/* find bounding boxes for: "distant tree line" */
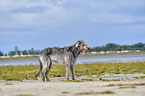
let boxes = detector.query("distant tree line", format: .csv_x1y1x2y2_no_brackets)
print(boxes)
0,43,145,56
87,42,145,52
0,51,3,56
0,46,41,56
8,46,41,56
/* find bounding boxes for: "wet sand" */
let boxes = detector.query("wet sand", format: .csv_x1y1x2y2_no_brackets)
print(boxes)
0,75,145,96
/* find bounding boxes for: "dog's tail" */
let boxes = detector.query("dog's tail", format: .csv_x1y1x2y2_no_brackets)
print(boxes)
35,59,42,79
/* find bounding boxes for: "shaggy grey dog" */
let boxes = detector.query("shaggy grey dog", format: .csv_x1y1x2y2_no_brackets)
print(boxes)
35,40,88,81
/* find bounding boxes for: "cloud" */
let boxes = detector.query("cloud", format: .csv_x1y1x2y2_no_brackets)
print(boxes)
91,13,145,24
0,0,72,31
87,0,145,24
8,6,48,14
0,0,145,32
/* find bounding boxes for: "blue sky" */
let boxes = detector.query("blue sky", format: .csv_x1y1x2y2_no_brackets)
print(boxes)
0,0,145,53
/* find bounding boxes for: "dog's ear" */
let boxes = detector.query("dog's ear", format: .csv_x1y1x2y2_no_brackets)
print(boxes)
75,40,85,48
75,40,81,47
75,42,79,48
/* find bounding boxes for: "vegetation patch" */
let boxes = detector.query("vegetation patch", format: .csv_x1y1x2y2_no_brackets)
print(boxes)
81,78,94,81
4,83,14,85
63,79,93,82
134,83,145,86
62,91,71,94
140,76,145,79
65,80,85,82
15,94,36,96
76,90,114,95
101,79,120,82
133,77,139,79
119,85,136,89
104,83,145,88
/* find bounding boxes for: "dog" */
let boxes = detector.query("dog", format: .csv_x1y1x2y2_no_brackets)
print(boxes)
35,40,88,81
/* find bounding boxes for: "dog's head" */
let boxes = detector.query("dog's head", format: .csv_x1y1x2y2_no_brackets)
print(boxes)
75,40,88,53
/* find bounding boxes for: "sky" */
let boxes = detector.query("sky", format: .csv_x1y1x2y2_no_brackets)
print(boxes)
0,0,145,54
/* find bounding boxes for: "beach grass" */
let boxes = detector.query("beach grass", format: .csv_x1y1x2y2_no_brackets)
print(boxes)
0,62,145,81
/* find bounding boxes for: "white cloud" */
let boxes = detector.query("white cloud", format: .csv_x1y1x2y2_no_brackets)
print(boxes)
0,0,72,31
0,0,145,32
86,0,145,24
91,13,145,24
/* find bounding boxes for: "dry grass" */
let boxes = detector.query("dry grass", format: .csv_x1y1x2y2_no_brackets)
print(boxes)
0,62,145,81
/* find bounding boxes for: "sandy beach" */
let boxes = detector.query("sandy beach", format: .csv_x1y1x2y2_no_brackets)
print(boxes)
0,75,145,96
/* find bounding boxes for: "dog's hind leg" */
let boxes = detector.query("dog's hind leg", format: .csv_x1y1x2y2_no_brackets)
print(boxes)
45,58,52,81
35,59,42,79
39,55,49,82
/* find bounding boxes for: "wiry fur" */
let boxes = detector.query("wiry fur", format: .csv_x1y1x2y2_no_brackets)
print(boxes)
35,40,88,81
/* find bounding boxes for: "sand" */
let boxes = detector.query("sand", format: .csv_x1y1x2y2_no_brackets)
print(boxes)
0,76,145,96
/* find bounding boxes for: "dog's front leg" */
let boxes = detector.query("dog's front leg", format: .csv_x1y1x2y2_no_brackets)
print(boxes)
70,64,75,80
66,65,70,80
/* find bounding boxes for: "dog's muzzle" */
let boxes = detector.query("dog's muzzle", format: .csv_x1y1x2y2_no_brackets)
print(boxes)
80,47,88,53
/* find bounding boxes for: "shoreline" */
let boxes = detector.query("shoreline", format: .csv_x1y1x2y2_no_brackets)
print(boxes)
0,51,145,61
1,53,145,66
